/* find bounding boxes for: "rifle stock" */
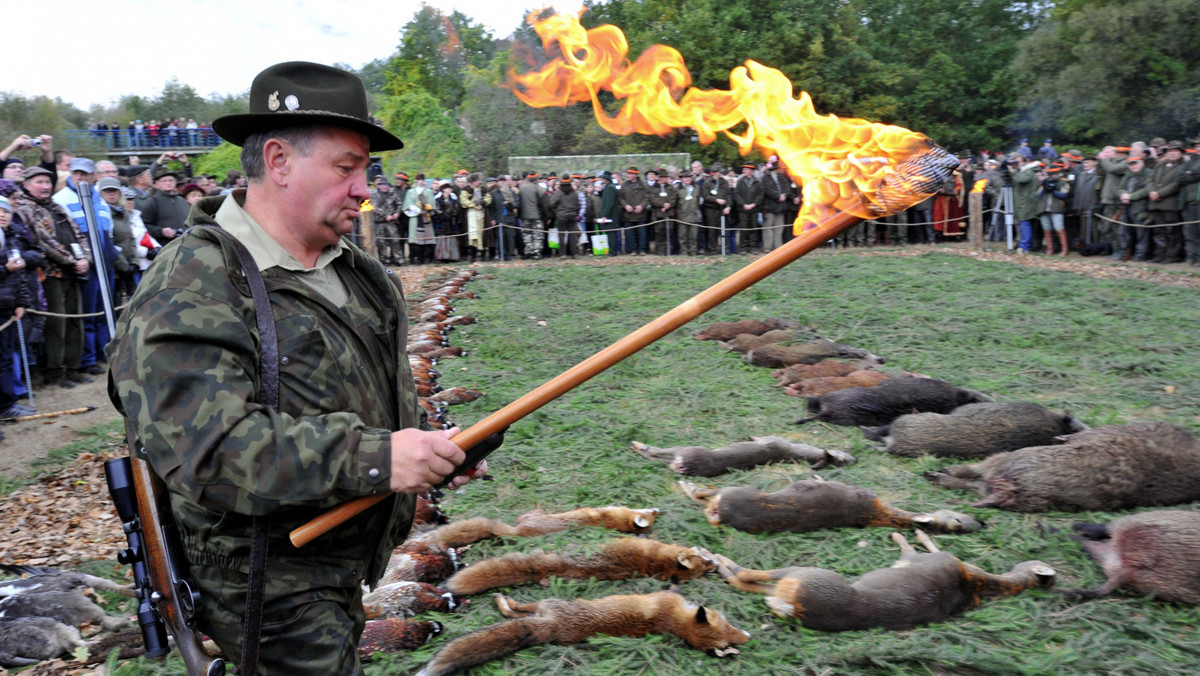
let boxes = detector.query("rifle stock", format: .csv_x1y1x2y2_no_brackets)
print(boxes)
107,423,227,676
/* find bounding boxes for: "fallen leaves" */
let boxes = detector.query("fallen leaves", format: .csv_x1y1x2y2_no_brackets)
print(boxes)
0,449,128,568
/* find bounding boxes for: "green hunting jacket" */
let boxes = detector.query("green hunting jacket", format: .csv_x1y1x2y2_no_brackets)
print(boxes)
107,193,421,591
1012,164,1041,222
1146,158,1184,212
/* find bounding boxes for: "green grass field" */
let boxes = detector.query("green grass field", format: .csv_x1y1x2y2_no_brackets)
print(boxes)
371,251,1199,676
61,250,1200,675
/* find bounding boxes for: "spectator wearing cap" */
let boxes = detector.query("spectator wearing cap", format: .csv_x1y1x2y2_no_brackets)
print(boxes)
619,167,650,255
127,165,153,200
370,175,404,265
1179,138,1200,266
54,157,119,377
594,171,621,256
402,174,437,264
147,151,194,185
645,169,678,255
10,165,92,387
1011,154,1042,254
180,183,207,206
1095,145,1130,256
1015,138,1033,160
1071,153,1101,245
1036,164,1072,256
548,173,581,258
118,186,160,280
0,194,37,422
460,173,492,263
515,171,547,259
1117,155,1152,260
1145,140,1186,263
700,165,731,254
490,174,519,260
98,177,139,302
733,163,763,254
1036,139,1058,161
675,171,703,256
139,167,191,243
761,163,794,252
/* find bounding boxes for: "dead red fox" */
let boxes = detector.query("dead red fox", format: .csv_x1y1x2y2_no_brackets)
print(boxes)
415,590,750,676
680,479,982,534
416,506,659,548
702,530,1055,631
441,537,716,595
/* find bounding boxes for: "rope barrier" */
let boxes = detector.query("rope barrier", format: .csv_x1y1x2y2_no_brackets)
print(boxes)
25,302,129,320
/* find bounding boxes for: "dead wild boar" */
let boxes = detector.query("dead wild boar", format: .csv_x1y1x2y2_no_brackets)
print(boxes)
924,422,1200,512
716,329,823,353
630,436,856,476
692,318,800,341
863,402,1089,459
784,370,891,397
744,340,884,368
1061,510,1200,605
798,377,990,427
680,479,982,534
700,530,1053,631
772,359,866,386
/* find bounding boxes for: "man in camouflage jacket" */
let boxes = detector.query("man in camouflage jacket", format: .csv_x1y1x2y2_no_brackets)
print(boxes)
369,176,403,265
106,62,487,675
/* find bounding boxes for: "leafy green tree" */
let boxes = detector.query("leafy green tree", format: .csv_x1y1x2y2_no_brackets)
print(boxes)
391,5,496,110
1010,0,1200,144
374,87,467,177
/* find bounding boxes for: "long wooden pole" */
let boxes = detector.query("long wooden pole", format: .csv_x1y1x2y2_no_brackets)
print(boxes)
290,208,862,547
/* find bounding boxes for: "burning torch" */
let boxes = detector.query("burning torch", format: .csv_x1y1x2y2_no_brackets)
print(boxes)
291,10,957,547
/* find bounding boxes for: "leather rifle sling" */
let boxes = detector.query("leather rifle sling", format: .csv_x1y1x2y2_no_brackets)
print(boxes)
200,226,278,676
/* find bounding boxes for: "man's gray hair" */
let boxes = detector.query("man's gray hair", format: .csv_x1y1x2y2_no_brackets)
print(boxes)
240,126,324,180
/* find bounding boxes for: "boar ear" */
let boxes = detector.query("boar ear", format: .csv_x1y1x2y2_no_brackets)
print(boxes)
695,606,710,624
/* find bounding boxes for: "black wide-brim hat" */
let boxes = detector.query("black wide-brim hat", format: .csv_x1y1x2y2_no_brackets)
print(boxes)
212,61,403,151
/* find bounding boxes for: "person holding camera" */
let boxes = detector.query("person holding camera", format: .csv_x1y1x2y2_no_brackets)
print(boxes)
1010,154,1042,254
1,134,56,177
9,166,92,388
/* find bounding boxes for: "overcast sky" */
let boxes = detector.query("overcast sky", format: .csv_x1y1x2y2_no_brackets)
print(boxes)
9,0,584,112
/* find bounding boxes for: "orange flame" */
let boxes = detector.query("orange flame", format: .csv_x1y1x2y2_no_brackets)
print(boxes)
509,10,933,231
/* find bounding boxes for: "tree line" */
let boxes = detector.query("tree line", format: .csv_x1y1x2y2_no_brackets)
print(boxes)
4,0,1196,178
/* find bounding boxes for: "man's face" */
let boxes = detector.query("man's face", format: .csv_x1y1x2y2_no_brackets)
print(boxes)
285,127,371,248
0,209,10,228
376,182,390,192
101,188,122,206
95,162,119,179
2,163,24,180
57,153,74,171
742,166,753,177
646,172,657,183
1165,149,1183,162
24,175,53,199
155,176,177,192
691,161,703,175
1083,159,1097,172
71,170,92,188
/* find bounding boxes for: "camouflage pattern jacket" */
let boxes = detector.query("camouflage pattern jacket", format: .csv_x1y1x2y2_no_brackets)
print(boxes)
107,195,423,590
369,188,400,226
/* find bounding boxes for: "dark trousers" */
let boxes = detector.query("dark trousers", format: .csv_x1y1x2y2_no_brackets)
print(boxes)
1148,211,1182,261
42,276,83,380
702,209,724,252
80,272,111,368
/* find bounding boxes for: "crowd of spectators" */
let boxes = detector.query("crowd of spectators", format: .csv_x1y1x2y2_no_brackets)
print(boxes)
86,118,221,149
360,135,1197,267
0,134,247,436
1,129,1196,435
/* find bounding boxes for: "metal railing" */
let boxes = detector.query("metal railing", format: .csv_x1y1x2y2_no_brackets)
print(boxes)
57,128,223,152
